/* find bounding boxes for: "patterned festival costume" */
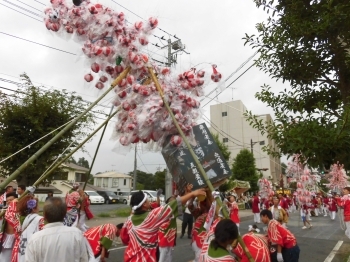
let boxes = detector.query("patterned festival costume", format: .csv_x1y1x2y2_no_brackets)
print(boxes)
336,194,350,238
192,213,208,261
158,215,177,262
84,223,117,260
233,232,270,262
120,198,182,262
64,190,81,227
266,219,299,261
199,241,236,262
228,202,240,226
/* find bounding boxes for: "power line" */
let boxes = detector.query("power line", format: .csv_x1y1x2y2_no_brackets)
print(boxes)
4,0,41,17
137,152,150,173
0,32,77,56
0,3,42,22
16,0,42,12
33,0,45,6
202,63,256,108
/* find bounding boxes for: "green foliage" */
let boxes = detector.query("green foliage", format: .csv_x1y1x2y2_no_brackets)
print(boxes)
211,133,231,162
115,206,132,217
77,157,90,169
281,163,287,175
154,169,166,192
244,1,350,169
231,149,259,192
0,74,95,185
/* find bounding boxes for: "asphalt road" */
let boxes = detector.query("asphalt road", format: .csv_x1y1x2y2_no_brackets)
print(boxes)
107,211,350,262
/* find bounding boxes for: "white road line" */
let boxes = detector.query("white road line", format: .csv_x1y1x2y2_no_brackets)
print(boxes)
324,240,343,262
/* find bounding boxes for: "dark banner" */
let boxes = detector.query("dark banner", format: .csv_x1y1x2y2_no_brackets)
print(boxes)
162,123,232,195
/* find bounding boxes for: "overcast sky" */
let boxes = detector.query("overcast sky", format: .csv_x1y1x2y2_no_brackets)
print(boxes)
0,0,289,176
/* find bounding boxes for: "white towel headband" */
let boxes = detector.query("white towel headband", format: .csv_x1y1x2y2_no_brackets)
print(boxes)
132,193,148,211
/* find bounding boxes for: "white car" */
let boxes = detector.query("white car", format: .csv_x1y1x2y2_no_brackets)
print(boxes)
85,191,104,204
128,190,165,205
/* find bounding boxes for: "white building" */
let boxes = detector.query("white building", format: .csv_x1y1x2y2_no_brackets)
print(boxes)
93,171,133,192
209,100,281,183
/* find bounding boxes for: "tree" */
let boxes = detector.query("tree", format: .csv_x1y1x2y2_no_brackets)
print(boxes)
77,157,90,169
231,149,259,192
211,133,231,162
128,170,155,190
244,1,350,169
0,74,95,185
154,169,166,193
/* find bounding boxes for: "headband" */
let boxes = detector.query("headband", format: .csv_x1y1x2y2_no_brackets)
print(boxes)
132,193,147,211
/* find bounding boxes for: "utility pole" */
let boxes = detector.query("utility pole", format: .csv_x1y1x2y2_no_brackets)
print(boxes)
133,145,137,190
250,139,253,154
161,36,189,67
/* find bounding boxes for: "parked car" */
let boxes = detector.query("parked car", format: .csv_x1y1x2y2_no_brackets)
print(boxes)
84,191,105,205
115,191,132,205
96,190,119,204
128,190,165,205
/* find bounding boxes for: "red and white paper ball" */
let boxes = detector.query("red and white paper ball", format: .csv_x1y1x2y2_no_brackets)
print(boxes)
91,62,100,73
170,135,182,147
84,74,93,82
95,82,104,89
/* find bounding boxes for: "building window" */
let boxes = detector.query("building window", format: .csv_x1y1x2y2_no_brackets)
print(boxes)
222,112,227,117
96,178,101,187
223,138,228,143
124,179,126,186
112,178,118,188
52,172,68,180
102,178,108,188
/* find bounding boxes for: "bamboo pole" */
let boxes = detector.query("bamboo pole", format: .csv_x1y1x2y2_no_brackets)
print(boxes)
82,105,114,191
0,67,130,191
148,67,255,262
0,109,119,218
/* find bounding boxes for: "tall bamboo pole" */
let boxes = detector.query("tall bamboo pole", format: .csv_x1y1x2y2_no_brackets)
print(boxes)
0,109,119,218
0,67,130,191
82,105,114,191
148,67,255,262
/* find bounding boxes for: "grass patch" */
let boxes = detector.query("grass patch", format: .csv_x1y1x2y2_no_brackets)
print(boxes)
115,207,131,217
97,212,111,218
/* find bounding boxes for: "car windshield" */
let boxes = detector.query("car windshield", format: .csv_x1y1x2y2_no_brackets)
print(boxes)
86,191,99,196
106,191,117,197
148,191,157,197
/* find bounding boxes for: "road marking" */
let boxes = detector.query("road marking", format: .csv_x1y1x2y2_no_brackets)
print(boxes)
324,240,343,262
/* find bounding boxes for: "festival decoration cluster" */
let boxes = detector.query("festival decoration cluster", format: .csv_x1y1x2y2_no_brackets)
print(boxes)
286,154,318,204
257,178,274,199
328,162,348,191
44,0,222,148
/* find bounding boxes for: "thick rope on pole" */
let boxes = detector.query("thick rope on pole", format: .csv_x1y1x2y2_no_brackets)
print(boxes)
0,67,130,191
148,67,255,262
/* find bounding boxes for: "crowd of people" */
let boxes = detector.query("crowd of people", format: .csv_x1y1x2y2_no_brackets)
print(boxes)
0,181,349,262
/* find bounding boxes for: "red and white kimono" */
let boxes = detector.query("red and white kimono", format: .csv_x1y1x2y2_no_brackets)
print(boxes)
192,212,208,261
199,241,236,262
0,201,20,262
233,232,270,262
0,193,6,205
84,223,117,260
120,199,181,262
328,197,337,220
336,194,350,238
228,202,240,226
267,219,297,249
64,190,81,227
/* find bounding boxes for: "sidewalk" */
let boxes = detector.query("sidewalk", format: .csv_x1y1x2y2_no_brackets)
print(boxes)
86,208,254,229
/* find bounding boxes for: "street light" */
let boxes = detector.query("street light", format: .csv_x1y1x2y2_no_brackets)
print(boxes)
250,139,265,154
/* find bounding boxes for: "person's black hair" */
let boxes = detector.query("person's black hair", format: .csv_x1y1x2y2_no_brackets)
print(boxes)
130,191,147,214
260,209,273,219
18,185,26,191
116,223,124,230
5,186,13,192
44,197,67,223
252,224,258,229
6,192,18,199
166,196,175,204
211,219,238,250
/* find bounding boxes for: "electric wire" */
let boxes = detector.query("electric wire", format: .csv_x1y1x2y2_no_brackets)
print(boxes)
0,3,42,22
16,0,42,12
4,0,41,17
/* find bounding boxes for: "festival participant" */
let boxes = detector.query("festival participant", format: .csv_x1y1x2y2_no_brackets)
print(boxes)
260,210,300,262
335,186,350,239
0,192,18,262
199,219,238,262
77,189,89,232
252,192,260,224
158,196,177,262
328,194,338,220
84,223,123,262
311,196,319,217
323,194,329,217
232,225,271,262
278,194,289,214
17,196,45,262
25,197,88,262
264,196,273,210
16,185,26,198
269,197,288,228
300,203,312,229
0,186,14,206
228,195,240,229
64,182,85,228
120,188,206,262
83,192,94,222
